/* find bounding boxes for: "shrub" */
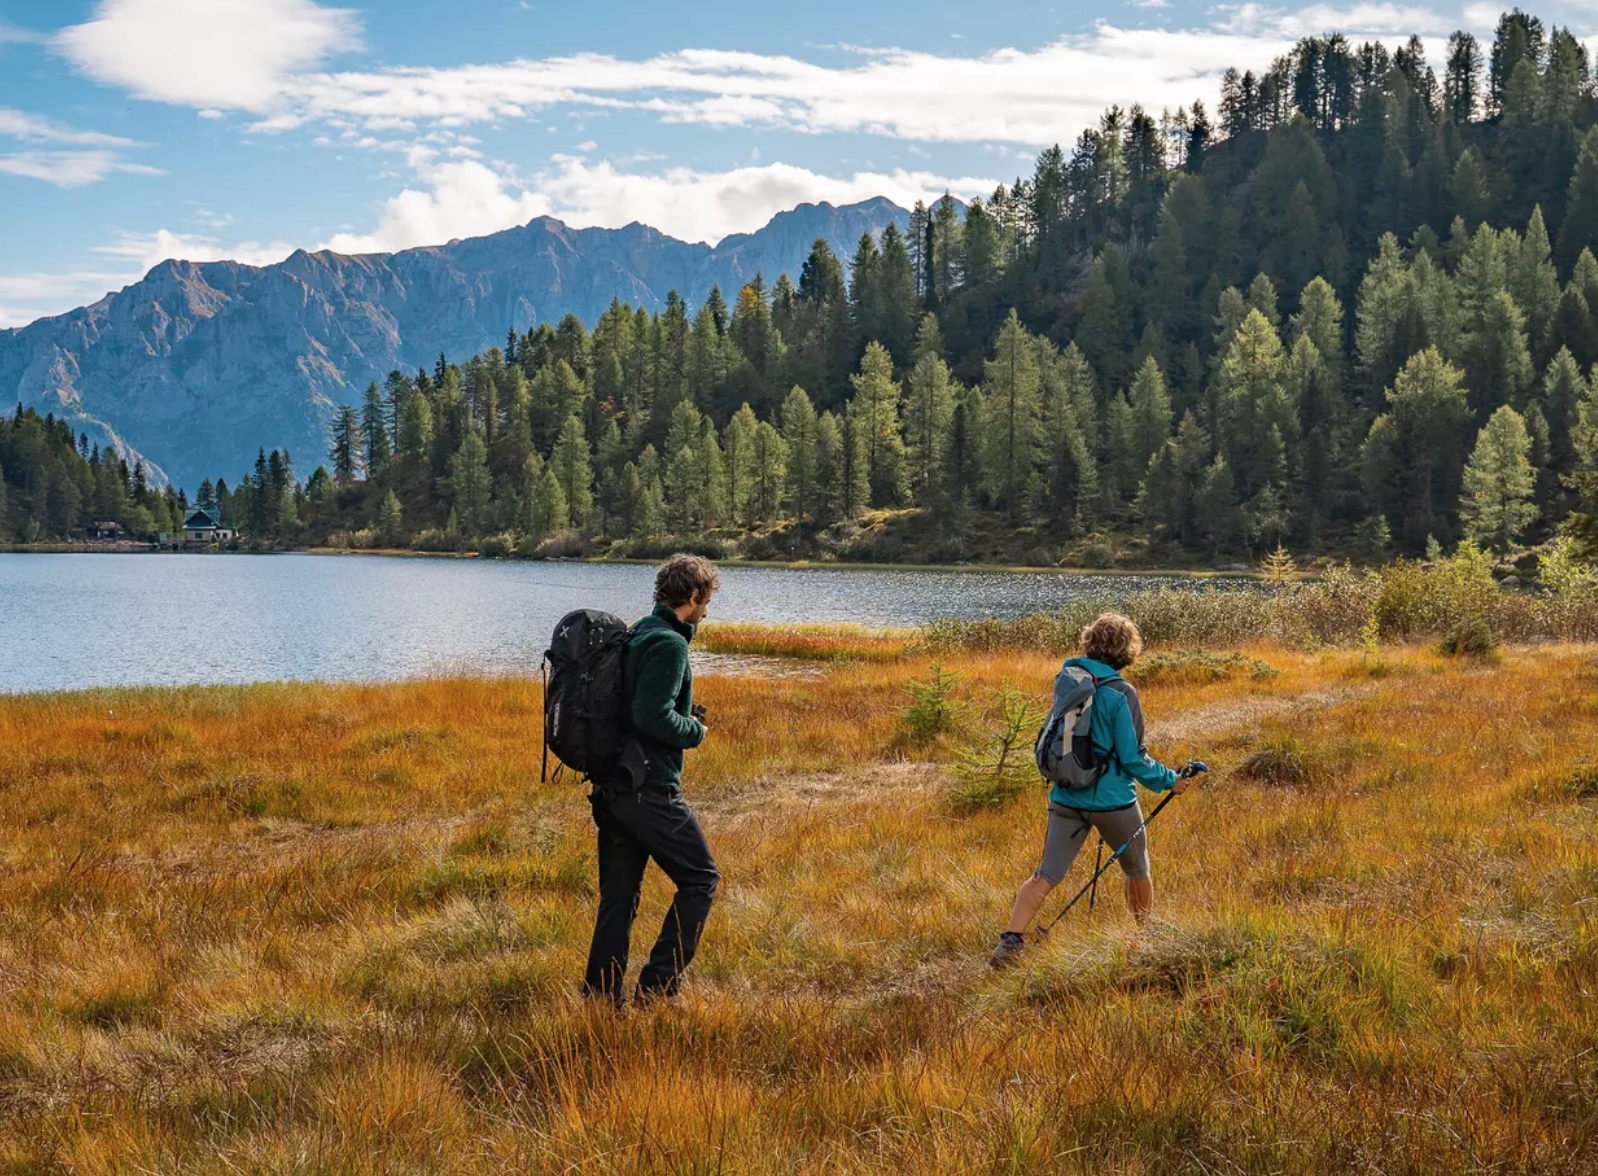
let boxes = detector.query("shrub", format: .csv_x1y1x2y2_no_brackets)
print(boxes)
1127,651,1279,686
477,532,515,559
1439,618,1499,662
898,663,964,745
616,534,732,561
952,682,1043,810
1561,760,1598,799
1241,736,1315,785
411,528,461,553
532,530,591,560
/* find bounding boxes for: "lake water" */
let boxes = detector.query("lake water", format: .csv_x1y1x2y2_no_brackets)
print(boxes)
1,554,1226,693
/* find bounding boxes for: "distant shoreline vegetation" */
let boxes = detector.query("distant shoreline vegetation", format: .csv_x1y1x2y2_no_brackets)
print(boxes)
6,14,1598,576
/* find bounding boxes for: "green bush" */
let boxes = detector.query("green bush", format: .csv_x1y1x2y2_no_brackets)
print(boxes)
1563,761,1598,799
1127,651,1280,686
1241,736,1316,785
952,682,1043,811
1439,618,1499,662
923,549,1580,656
477,532,515,559
897,663,964,746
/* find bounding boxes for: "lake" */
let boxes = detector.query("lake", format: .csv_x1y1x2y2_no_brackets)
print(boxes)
1,554,1228,693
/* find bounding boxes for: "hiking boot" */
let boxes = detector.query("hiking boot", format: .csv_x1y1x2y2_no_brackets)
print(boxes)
633,985,682,1011
990,931,1027,968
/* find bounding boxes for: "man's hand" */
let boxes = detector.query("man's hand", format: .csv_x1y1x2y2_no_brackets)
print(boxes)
691,703,708,732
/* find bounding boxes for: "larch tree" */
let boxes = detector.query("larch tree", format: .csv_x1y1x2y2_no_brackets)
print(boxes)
849,341,908,508
781,386,820,525
549,415,593,530
980,310,1042,518
903,320,956,508
1460,405,1539,551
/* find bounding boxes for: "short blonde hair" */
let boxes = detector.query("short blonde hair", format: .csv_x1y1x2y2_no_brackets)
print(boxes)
1080,612,1143,670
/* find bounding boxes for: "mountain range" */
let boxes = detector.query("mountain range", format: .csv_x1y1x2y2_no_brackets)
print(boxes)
0,198,911,489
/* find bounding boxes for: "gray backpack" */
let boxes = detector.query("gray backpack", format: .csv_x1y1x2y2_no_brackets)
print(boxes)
1033,664,1140,789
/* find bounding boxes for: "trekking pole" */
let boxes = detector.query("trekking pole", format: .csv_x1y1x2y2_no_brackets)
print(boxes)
1087,837,1104,913
1035,762,1207,939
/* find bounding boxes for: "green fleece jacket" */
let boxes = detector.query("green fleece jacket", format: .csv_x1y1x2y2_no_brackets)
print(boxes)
625,604,706,790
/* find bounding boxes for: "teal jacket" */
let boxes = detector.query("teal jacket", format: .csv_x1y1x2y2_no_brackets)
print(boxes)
625,604,706,791
1048,657,1178,811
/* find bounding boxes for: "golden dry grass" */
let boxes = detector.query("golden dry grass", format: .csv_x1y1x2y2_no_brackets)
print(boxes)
2,642,1598,1172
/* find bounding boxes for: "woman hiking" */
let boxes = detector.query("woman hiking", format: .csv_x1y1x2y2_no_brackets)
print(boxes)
991,612,1197,968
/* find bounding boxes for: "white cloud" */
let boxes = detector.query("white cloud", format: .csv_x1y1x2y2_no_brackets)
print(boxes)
0,270,139,328
320,159,551,253
0,107,159,186
0,107,139,147
1219,3,1454,38
319,156,999,254
92,228,298,270
1132,0,1170,9
0,150,163,186
53,6,1477,148
57,0,361,110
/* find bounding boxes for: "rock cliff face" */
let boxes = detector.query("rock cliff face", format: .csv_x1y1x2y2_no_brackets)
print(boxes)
0,198,908,488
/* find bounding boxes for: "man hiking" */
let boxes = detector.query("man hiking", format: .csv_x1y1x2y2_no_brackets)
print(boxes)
582,554,721,1007
991,612,1197,967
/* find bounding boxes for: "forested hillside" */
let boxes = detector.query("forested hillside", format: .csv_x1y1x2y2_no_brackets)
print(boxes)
7,8,1598,567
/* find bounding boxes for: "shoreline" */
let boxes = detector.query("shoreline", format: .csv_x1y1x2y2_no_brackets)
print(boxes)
0,543,1260,579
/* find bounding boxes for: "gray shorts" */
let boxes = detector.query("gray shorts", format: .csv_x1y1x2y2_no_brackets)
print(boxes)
1035,800,1151,884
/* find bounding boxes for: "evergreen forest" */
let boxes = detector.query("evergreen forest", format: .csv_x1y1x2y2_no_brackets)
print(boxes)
9,8,1598,568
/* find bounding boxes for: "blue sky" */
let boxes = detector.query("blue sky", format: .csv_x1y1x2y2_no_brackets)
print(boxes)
1,0,1592,328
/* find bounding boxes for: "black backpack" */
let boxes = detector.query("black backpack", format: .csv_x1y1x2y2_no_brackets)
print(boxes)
542,609,633,782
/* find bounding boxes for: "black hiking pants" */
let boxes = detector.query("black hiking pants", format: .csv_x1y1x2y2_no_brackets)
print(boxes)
582,782,719,1004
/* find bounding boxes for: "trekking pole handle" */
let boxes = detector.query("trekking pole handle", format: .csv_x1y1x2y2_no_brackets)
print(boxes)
1178,760,1208,779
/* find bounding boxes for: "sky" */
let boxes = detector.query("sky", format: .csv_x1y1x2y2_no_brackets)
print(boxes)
1,0,1595,329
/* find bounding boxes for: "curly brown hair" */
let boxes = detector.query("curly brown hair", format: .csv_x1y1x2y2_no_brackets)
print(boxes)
654,554,721,609
1080,612,1143,670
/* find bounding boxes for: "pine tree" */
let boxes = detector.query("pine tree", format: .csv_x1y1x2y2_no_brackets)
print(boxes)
781,386,819,525
1076,247,1134,391
329,405,361,488
1512,207,1561,359
1362,348,1475,551
1260,543,1297,581
814,410,846,526
1464,290,1534,415
361,382,391,477
446,431,492,535
1541,347,1590,482
904,320,955,508
1127,357,1174,473
724,404,758,526
749,420,788,523
1561,127,1598,268
1460,405,1538,551
1040,343,1099,528
1216,309,1296,502
549,415,593,530
1102,392,1138,514
980,310,1042,518
850,341,908,508
375,490,404,546
696,418,728,530
529,466,568,542
1451,149,1491,229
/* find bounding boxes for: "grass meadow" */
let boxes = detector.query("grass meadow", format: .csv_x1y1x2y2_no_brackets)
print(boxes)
3,627,1598,1173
